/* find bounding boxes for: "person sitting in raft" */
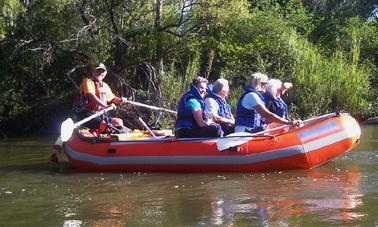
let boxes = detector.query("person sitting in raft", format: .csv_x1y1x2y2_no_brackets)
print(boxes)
263,79,293,120
175,76,224,138
235,72,300,133
75,63,130,133
204,78,235,136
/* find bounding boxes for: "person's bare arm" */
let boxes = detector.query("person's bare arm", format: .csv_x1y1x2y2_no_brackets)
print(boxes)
192,110,209,127
213,115,235,125
280,82,293,96
86,93,108,109
255,104,289,124
255,104,301,126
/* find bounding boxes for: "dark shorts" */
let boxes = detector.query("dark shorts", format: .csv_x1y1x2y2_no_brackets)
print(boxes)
175,124,223,138
245,127,264,133
220,123,234,136
76,110,111,129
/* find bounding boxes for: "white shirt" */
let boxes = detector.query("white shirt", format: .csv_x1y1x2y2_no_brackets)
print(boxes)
204,97,219,119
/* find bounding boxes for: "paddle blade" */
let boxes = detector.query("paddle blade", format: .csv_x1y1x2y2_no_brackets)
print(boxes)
54,137,63,146
217,132,253,151
61,118,75,142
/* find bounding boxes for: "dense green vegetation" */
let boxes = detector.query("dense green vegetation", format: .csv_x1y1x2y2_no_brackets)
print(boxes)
1,0,377,136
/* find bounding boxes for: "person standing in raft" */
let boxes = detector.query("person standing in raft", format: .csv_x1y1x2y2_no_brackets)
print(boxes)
263,79,293,120
235,72,300,133
74,63,129,133
175,76,223,138
205,78,235,136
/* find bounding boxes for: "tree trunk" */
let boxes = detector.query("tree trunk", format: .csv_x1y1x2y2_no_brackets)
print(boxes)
155,0,164,79
200,49,215,78
154,0,164,104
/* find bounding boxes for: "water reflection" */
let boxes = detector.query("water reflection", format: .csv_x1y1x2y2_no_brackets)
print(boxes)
303,166,363,221
63,164,364,226
205,166,363,226
1,132,375,226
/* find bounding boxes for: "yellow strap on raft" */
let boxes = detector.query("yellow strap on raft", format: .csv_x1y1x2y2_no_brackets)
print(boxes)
77,128,173,141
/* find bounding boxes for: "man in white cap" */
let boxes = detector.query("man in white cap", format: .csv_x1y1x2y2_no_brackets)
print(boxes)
74,63,129,133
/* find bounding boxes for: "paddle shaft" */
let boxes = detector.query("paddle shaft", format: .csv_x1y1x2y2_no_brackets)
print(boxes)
233,112,339,138
74,104,116,127
138,117,156,137
125,100,177,115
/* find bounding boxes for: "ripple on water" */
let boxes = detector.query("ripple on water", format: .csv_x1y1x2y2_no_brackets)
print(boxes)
0,131,377,226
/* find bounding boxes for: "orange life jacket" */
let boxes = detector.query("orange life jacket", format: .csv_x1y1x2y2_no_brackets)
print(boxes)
85,81,108,112
74,78,111,113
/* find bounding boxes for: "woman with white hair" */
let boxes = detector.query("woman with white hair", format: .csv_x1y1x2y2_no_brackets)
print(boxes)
205,78,235,135
263,79,292,120
235,72,298,133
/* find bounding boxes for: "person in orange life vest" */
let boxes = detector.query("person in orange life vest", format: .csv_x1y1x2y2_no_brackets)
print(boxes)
76,63,128,132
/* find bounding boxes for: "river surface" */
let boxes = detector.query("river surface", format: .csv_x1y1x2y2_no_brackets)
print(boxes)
0,126,377,227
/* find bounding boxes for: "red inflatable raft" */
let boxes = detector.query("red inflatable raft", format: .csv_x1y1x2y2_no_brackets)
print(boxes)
59,113,361,172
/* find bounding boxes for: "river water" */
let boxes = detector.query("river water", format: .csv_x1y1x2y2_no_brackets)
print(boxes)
0,125,377,226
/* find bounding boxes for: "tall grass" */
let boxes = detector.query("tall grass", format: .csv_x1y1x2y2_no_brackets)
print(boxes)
158,30,372,127
288,32,371,118
159,53,201,128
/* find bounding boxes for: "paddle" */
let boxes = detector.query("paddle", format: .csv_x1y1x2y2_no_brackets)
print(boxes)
217,112,339,151
124,100,177,115
138,117,156,137
60,104,116,143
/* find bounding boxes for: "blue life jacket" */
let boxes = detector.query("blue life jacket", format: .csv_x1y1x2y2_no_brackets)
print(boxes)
175,83,205,129
235,86,265,128
207,88,233,120
263,93,289,119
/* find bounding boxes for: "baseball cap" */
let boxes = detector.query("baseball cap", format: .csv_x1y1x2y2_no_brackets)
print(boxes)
95,63,107,71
